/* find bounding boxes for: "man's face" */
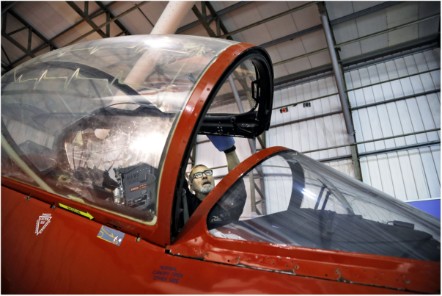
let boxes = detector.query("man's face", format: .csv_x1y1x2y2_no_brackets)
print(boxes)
190,165,215,200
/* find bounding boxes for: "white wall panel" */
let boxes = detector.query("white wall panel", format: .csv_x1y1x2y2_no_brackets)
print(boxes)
422,146,441,198
407,99,426,143
360,147,440,201
375,62,390,83
325,159,355,178
354,109,372,152
376,154,396,197
349,48,440,160
376,104,396,149
427,93,441,124
430,71,441,88
398,149,426,200
408,149,432,200
368,106,386,150
367,64,381,83
268,110,352,160
431,146,441,181
272,78,341,127
272,63,289,80
366,155,384,194
416,95,439,142
385,102,406,147
404,54,419,74
353,96,440,153
267,68,350,164
423,49,440,70
348,69,439,103
380,81,395,101
359,148,441,201
398,99,419,147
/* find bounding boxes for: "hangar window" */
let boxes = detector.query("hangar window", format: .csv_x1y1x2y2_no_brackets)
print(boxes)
208,150,440,261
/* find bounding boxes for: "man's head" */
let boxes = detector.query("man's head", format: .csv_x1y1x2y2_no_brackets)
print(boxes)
189,164,215,200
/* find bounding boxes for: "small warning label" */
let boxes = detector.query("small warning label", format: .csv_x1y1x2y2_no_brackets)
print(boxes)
35,213,52,236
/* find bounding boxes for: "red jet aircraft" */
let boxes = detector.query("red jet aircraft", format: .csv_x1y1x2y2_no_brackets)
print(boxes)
1,35,439,293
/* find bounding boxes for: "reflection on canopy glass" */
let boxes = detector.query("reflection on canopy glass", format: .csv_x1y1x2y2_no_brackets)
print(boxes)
1,35,236,223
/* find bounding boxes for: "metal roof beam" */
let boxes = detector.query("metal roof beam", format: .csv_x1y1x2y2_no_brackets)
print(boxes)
6,9,57,50
191,2,217,37
176,1,251,33
219,1,317,39
276,68,330,89
259,24,323,48
45,3,117,44
329,1,404,26
3,2,141,69
134,4,154,28
1,1,17,14
2,31,33,58
188,1,232,40
213,1,252,17
205,1,233,39
190,1,235,40
342,34,440,69
5,17,85,69
1,46,12,65
96,1,132,35
1,9,56,68
336,13,440,48
273,47,328,67
67,1,107,38
66,1,147,46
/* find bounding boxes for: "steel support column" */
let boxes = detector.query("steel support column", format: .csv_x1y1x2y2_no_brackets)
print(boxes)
318,3,361,180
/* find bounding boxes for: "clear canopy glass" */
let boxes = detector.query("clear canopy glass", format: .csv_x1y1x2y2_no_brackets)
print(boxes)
1,35,236,223
209,150,440,261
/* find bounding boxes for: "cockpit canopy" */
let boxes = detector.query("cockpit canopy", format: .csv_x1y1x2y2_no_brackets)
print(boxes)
207,150,440,261
1,35,273,224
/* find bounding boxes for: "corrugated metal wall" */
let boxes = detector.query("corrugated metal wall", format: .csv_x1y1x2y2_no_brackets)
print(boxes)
267,47,440,203
348,48,440,202
268,76,352,165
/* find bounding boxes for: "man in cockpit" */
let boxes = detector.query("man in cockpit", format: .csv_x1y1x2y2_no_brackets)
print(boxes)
185,136,246,228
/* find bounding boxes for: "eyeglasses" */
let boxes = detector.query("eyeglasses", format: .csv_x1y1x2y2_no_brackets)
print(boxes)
191,169,213,181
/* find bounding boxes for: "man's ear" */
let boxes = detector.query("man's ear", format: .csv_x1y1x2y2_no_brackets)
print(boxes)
188,182,196,194
186,172,193,190
188,178,195,190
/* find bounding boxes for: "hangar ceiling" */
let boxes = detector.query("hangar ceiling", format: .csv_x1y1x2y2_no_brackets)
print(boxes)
1,1,440,85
